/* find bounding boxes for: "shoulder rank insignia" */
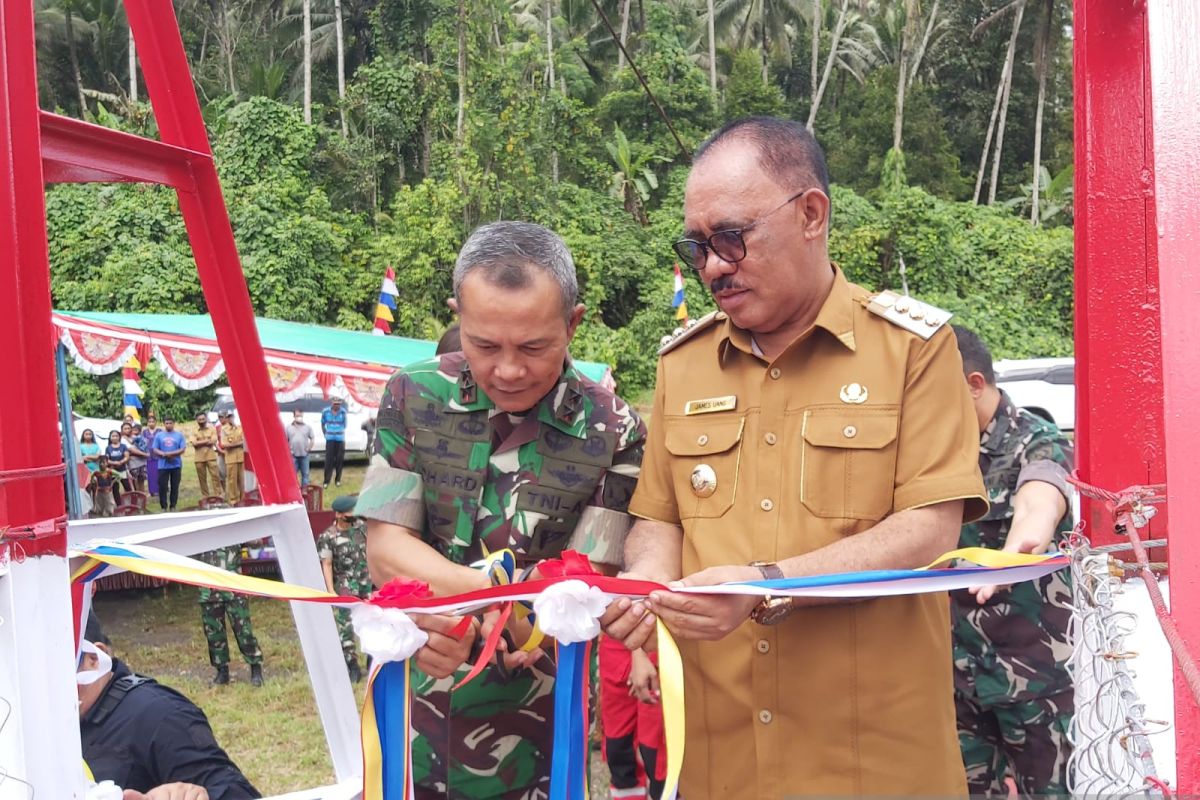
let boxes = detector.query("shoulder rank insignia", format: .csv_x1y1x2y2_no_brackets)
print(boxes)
865,290,951,340
658,311,724,356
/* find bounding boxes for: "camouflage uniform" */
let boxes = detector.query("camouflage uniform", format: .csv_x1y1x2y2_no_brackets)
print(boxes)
317,518,371,666
356,352,645,800
197,545,264,668
953,391,1074,796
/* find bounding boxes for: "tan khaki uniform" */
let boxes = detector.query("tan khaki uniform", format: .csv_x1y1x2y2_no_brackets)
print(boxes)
629,267,987,798
190,426,221,498
221,424,245,503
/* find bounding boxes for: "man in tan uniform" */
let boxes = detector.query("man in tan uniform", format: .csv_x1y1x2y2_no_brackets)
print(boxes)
602,117,987,797
189,412,222,498
220,415,246,504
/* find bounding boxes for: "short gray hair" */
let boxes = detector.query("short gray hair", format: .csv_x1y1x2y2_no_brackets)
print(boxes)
452,222,579,318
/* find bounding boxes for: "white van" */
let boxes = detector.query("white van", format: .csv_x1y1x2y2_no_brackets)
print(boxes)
208,388,373,456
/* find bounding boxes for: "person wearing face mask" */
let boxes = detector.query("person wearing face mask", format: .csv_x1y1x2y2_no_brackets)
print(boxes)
76,638,260,800
357,221,646,799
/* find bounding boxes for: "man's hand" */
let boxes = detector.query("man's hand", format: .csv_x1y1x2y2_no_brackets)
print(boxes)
969,479,1067,604
599,573,660,652
628,648,660,704
412,614,476,678
123,783,209,800
647,565,761,641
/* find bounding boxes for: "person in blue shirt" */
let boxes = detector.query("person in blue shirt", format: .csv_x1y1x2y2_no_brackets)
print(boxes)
320,397,348,488
151,418,187,511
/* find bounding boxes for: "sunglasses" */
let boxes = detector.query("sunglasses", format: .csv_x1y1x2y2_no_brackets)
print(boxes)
673,190,808,271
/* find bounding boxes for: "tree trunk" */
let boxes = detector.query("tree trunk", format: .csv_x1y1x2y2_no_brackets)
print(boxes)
972,2,1023,203
988,2,1025,205
224,4,238,99
66,7,87,114
618,0,631,69
334,0,348,136
547,0,558,183
807,0,848,131
761,25,769,84
810,0,820,101
456,0,467,146
1030,0,1051,225
1030,51,1047,223
909,0,939,86
302,0,312,123
704,0,716,93
128,23,137,102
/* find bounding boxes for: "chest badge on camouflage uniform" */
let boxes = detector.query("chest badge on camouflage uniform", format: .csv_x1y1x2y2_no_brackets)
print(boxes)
690,464,718,497
839,383,869,404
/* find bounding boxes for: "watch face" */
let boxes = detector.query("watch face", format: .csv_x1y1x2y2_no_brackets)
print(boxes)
752,597,794,626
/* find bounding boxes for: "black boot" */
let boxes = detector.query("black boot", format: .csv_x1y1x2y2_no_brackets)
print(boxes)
250,663,264,687
212,665,230,686
348,660,362,684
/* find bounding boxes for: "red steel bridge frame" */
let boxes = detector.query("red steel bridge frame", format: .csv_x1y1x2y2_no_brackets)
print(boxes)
1,0,1198,792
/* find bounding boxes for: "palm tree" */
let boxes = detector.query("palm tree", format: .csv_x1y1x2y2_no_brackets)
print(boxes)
333,0,348,135
607,126,669,224
1027,0,1060,224
711,0,808,82
891,0,940,153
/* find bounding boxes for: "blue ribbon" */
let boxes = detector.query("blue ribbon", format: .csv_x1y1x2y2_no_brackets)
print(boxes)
550,640,589,800
375,661,410,800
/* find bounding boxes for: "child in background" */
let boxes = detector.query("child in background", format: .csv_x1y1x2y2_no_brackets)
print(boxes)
88,457,118,517
599,634,667,799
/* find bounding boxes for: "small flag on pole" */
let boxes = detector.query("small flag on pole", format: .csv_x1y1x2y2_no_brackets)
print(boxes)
374,266,399,336
672,263,688,323
122,356,144,422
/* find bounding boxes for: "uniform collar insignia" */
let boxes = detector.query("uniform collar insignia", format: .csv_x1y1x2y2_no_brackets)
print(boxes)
458,364,478,405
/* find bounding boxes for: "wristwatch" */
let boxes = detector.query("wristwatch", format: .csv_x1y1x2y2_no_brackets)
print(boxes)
749,561,795,626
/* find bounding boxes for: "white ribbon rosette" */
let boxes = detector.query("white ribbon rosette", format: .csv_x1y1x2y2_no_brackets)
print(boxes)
531,579,613,644
350,604,429,664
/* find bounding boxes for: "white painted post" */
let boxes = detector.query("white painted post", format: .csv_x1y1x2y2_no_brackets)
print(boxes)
0,555,87,799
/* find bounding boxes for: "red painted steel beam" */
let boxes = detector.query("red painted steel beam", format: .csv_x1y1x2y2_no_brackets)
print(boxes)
123,0,300,505
40,111,200,189
0,1,68,550
1146,0,1200,788
1072,0,1165,548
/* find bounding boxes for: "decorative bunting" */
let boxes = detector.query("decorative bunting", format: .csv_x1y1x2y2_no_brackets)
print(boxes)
153,344,224,390
121,356,144,422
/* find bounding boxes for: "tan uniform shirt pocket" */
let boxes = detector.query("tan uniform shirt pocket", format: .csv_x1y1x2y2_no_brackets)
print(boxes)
800,406,899,520
663,416,745,520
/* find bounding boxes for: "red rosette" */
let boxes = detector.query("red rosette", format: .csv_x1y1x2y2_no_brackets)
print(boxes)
536,549,598,579
369,577,433,607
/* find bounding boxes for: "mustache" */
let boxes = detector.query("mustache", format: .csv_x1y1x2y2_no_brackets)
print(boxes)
710,276,746,294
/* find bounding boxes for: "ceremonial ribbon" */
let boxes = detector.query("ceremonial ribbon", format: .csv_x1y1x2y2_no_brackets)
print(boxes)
69,540,1070,800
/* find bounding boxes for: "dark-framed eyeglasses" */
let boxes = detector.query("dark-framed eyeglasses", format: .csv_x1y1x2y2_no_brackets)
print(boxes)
672,190,808,271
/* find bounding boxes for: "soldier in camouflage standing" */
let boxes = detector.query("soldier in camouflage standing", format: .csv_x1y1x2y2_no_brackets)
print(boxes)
318,494,372,682
356,221,645,799
952,326,1074,796
198,544,265,687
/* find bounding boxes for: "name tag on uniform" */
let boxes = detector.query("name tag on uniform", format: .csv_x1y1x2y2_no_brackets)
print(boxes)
685,395,737,415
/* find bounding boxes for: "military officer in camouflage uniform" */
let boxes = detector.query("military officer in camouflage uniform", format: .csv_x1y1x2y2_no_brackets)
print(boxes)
318,493,372,682
197,544,265,687
356,221,645,800
952,326,1074,796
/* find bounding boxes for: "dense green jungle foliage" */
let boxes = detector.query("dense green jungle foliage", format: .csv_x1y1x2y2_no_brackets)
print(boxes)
35,0,1074,415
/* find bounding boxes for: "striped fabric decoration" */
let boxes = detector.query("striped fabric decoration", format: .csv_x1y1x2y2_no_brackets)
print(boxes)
374,266,399,335
122,355,144,422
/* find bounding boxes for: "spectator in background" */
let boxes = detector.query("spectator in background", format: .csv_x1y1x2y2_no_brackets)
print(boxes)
126,422,149,493
320,398,347,488
215,410,229,484
190,412,222,499
80,429,101,479
151,418,186,511
141,414,161,497
317,494,371,682
286,409,315,487
104,430,130,503
88,457,118,517
220,414,246,504
435,323,461,354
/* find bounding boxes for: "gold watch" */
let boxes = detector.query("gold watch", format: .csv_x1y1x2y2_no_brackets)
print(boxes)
749,561,795,626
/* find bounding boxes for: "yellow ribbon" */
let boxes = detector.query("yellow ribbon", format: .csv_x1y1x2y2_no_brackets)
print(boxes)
920,546,1060,570
656,619,686,800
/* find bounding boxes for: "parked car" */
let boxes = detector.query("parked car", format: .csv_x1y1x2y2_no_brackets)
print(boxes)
209,388,372,455
70,411,127,442
994,357,1075,433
